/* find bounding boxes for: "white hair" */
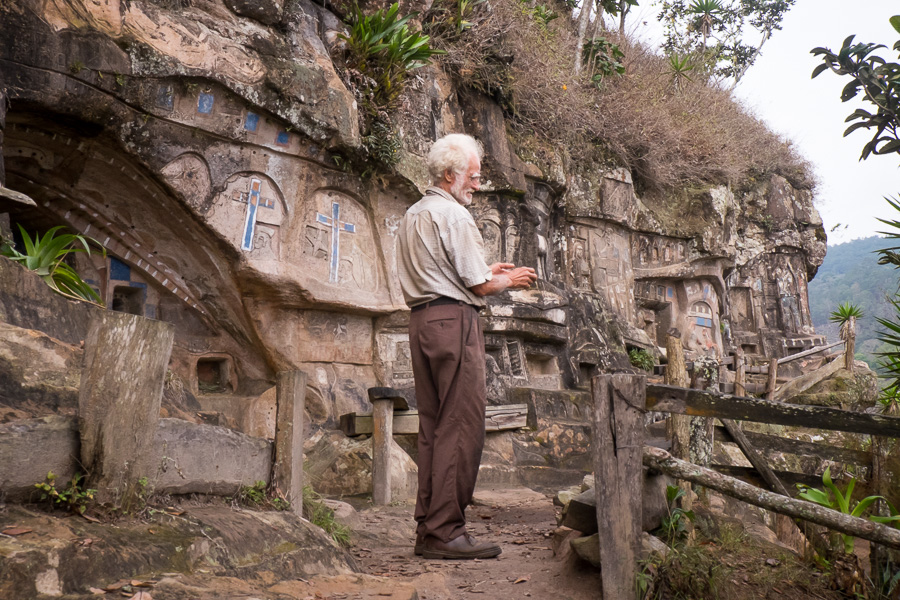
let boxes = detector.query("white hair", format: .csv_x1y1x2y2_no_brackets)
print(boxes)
427,134,484,184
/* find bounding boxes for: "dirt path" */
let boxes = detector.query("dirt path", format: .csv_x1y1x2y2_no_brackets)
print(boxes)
348,487,603,600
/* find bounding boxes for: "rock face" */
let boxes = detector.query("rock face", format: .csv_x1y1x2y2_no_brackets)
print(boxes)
0,0,826,492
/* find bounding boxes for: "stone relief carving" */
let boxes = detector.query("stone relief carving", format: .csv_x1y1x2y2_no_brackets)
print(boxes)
161,152,211,209
301,189,379,292
205,172,285,260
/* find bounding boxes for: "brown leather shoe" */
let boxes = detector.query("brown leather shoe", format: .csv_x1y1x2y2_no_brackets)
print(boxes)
414,532,425,556
421,534,502,559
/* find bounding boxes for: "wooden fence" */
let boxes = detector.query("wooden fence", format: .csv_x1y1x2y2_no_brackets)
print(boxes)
592,373,900,600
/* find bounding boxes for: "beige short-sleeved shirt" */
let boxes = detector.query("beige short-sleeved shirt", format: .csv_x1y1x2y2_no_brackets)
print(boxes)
396,187,492,308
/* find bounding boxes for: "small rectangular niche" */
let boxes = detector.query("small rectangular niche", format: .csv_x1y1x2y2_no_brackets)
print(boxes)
197,357,232,394
112,286,143,316
579,363,596,389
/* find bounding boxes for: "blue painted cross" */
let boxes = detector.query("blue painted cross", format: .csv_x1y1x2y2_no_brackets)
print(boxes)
316,202,356,283
238,178,269,251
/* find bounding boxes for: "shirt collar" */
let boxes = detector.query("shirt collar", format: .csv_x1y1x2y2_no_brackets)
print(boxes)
425,186,460,205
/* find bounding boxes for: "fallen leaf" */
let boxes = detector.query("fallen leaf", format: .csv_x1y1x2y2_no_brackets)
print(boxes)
129,591,152,599
81,514,101,523
106,581,128,591
88,587,106,595
2,527,33,536
148,529,156,534
131,580,153,587
514,575,531,584
766,558,780,567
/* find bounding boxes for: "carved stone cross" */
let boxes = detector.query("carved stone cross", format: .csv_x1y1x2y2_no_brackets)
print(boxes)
234,178,275,251
316,201,356,283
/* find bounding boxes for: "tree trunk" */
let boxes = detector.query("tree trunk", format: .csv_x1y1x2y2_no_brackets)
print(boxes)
574,1,593,74
665,330,692,511
78,311,174,510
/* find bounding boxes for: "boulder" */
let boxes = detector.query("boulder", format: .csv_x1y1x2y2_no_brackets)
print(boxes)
304,430,417,499
224,0,283,25
0,322,82,421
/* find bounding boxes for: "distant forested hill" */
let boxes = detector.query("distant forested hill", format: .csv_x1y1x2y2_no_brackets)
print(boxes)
808,236,898,370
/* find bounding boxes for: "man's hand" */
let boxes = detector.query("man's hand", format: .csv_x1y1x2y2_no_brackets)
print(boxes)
471,264,538,296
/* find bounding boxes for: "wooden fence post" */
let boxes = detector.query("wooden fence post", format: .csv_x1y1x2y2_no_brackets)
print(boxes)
665,330,691,511
78,311,174,510
591,373,645,600
870,435,889,585
765,358,779,401
274,370,307,516
372,397,394,505
734,348,746,397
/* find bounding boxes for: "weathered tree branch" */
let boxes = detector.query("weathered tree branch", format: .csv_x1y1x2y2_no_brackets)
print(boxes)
643,446,900,552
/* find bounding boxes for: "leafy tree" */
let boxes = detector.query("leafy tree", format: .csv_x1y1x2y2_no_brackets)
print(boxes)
812,17,900,412
658,0,795,87
811,17,900,161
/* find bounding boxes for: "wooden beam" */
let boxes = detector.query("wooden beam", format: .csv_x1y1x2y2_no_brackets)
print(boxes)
719,419,789,496
713,426,872,465
710,464,823,489
372,398,393,505
643,446,900,551
79,311,174,510
777,341,845,365
765,358,778,401
773,357,843,402
274,370,306,516
592,374,645,600
339,404,529,437
646,384,900,438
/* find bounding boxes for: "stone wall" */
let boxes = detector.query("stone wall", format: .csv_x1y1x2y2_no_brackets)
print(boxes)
0,1,826,489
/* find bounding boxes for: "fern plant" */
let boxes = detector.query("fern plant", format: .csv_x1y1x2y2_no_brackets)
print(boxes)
1,224,105,305
340,2,444,107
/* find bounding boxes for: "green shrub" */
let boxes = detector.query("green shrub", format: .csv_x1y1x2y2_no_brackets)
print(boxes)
340,2,444,108
629,347,656,372
1,224,105,305
583,37,625,89
34,471,96,514
303,485,351,547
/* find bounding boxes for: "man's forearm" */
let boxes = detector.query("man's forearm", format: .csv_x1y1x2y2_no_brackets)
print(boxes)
470,273,511,297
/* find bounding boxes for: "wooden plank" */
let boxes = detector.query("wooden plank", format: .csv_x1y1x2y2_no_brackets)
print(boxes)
644,446,900,552
720,382,766,395
646,383,900,438
710,464,824,489
773,357,843,402
79,311,174,510
274,370,306,516
713,426,872,464
720,419,790,496
340,404,529,437
372,398,393,505
777,341,844,365
592,374,645,600
367,386,410,411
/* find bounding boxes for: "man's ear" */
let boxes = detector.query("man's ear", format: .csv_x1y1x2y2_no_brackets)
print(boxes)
443,169,455,184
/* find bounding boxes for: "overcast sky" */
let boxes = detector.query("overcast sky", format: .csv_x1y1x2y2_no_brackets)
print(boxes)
626,0,900,245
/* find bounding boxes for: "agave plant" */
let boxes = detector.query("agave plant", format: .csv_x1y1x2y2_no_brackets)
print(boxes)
1,224,105,305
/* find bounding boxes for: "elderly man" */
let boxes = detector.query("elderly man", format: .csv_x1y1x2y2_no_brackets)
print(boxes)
396,133,537,560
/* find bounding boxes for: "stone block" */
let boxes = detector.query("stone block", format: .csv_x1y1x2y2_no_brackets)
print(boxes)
0,416,79,501
571,533,601,568
153,419,272,495
561,469,674,534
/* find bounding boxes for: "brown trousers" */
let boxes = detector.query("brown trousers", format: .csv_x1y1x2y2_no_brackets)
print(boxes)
409,301,486,543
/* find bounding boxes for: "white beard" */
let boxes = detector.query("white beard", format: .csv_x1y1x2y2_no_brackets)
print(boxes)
450,177,473,205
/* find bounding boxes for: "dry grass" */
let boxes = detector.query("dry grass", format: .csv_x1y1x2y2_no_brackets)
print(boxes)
424,0,813,196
